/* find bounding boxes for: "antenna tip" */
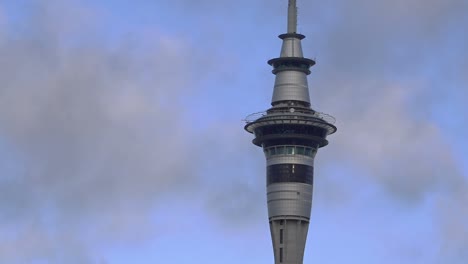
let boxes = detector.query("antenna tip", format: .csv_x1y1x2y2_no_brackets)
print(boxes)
287,0,298,33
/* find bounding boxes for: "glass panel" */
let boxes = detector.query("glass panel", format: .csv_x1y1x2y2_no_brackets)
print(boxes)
270,147,276,155
267,164,314,185
277,146,285,155
297,147,305,155
304,148,311,156
286,146,294,155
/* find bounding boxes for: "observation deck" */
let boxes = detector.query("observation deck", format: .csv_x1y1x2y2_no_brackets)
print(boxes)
244,107,337,148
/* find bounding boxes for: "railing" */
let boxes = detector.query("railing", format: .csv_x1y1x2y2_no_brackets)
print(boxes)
244,109,336,124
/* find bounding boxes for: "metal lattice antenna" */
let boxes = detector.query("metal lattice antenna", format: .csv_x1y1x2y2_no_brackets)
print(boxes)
287,0,298,33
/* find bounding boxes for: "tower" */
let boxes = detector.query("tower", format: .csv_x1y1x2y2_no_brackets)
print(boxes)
244,1,336,263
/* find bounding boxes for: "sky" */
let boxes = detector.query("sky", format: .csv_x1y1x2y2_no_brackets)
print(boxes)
0,0,467,263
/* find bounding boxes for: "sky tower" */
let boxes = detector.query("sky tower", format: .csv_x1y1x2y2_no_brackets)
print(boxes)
244,1,337,263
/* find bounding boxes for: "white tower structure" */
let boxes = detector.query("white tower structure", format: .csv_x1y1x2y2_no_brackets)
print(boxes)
245,1,336,263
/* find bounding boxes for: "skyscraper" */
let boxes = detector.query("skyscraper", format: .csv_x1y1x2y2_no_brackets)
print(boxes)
244,1,337,263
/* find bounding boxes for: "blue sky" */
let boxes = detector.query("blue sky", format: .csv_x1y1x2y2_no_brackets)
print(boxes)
0,0,467,263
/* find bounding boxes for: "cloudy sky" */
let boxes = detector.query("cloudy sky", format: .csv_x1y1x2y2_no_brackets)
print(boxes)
0,0,467,263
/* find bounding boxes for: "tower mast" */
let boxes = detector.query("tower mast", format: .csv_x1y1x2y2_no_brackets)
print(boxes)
245,1,336,263
288,0,297,33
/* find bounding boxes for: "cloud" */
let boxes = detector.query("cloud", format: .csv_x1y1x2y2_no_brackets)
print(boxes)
295,0,468,262
298,0,468,202
197,122,267,227
0,1,200,262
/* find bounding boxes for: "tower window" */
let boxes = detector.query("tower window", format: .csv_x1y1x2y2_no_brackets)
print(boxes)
267,164,314,185
270,148,276,155
263,145,315,158
296,146,305,155
279,248,283,263
277,146,285,155
280,229,283,244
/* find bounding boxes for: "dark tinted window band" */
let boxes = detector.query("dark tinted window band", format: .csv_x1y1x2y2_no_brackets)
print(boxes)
255,124,327,138
267,164,313,185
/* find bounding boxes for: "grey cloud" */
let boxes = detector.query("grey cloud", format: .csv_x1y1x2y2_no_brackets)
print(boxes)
297,1,468,262
194,122,267,227
330,87,455,199
302,0,468,79
0,1,200,262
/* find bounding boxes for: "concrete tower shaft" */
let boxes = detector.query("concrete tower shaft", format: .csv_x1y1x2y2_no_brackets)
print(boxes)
245,1,336,264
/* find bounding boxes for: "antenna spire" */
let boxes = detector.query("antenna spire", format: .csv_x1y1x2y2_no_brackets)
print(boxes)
287,0,298,33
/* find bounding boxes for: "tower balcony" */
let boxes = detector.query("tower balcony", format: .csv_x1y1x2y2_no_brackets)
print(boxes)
244,108,336,148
